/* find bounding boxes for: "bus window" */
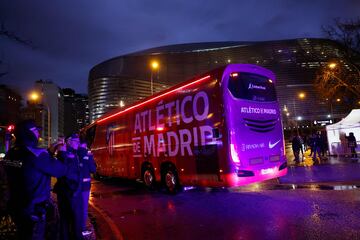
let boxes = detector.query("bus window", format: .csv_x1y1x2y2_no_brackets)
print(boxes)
228,72,277,102
85,125,97,148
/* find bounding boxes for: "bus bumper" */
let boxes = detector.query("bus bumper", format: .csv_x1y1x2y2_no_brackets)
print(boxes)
222,163,288,187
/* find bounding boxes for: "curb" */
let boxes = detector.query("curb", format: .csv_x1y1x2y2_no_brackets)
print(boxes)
88,201,124,240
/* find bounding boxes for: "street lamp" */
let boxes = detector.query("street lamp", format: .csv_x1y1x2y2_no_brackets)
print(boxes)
298,92,306,99
328,62,337,69
292,91,306,134
150,60,159,95
30,92,40,101
29,91,51,147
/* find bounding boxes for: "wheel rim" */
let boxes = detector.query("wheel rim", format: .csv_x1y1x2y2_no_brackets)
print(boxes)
144,170,154,186
165,171,176,191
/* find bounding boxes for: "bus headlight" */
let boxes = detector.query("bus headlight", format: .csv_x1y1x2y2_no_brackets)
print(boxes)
230,144,240,163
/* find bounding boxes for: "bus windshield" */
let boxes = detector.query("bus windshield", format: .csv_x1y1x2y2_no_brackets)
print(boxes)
228,72,277,102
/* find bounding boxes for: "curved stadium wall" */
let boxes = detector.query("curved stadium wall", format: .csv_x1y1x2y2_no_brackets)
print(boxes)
89,38,358,129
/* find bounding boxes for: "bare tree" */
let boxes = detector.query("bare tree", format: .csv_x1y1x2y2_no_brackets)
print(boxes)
315,18,360,105
315,62,360,98
322,18,360,53
0,22,33,78
0,22,33,46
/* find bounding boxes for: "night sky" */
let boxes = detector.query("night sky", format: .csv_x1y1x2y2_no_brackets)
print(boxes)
0,0,359,97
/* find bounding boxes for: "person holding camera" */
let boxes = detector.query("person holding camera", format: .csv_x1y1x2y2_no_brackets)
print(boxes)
77,136,96,236
53,133,83,240
4,119,78,240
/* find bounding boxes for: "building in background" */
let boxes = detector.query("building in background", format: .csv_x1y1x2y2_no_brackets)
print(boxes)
0,85,22,153
0,84,22,125
32,80,64,145
63,88,89,136
88,76,168,121
21,101,49,147
88,38,360,133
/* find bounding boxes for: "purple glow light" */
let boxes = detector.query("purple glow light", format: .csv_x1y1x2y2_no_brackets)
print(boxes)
230,144,240,163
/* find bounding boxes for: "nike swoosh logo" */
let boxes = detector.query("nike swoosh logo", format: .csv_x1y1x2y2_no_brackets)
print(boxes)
269,140,281,149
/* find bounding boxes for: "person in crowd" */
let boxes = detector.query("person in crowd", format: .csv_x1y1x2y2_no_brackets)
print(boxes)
320,131,328,158
3,119,78,240
54,133,83,240
312,131,323,164
346,132,357,158
77,136,96,236
308,133,316,157
292,134,303,164
302,135,308,152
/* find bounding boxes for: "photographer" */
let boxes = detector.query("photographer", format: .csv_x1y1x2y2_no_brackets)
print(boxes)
53,134,83,240
4,119,78,240
77,136,96,236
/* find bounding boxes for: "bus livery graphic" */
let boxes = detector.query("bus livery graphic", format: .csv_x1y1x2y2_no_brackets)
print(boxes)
83,64,288,192
106,124,115,155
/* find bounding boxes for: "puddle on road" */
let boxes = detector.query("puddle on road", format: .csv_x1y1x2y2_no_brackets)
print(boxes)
91,178,360,199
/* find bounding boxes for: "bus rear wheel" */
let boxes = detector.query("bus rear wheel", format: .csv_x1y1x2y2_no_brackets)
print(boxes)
163,169,179,194
142,167,156,189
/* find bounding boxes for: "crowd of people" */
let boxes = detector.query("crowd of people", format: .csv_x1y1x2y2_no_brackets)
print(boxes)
291,131,358,164
0,119,96,240
291,131,328,164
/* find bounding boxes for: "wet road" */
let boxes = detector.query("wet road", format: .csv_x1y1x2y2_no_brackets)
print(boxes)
89,179,360,240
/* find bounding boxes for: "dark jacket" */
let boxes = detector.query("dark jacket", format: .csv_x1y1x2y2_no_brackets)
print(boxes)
53,150,81,198
4,146,71,215
78,147,97,191
313,135,322,148
292,136,302,151
347,135,357,148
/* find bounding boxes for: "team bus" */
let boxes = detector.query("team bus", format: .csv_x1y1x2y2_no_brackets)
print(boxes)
83,64,287,193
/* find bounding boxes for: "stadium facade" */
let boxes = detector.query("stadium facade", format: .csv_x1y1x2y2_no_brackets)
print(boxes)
88,38,358,130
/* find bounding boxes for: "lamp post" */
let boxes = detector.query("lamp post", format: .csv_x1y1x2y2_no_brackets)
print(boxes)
29,91,51,147
150,60,159,95
292,91,306,135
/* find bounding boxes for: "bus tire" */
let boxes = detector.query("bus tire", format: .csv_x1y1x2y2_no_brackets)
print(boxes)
162,167,179,194
142,165,156,189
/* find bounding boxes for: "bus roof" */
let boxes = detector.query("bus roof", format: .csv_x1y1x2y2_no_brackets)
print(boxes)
91,64,275,126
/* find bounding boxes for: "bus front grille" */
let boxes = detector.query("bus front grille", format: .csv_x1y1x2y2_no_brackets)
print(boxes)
243,118,277,133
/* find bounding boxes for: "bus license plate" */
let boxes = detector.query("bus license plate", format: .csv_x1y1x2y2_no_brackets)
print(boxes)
261,168,274,175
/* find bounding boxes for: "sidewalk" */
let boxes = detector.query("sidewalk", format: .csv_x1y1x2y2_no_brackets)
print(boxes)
281,147,360,185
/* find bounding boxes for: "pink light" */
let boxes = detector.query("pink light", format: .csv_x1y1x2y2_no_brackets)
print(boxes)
97,75,211,124
230,72,238,77
156,127,164,131
230,144,240,163
7,125,15,131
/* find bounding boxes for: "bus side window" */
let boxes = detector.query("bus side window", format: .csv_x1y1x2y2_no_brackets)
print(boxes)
86,125,97,148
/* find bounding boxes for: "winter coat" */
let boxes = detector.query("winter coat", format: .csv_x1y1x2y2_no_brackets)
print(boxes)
78,147,97,191
53,150,81,198
4,146,72,215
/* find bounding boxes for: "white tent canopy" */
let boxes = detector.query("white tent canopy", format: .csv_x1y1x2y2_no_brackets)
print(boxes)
326,109,360,155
